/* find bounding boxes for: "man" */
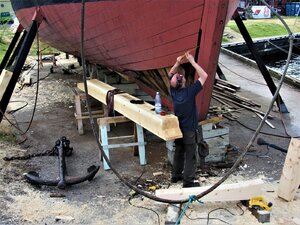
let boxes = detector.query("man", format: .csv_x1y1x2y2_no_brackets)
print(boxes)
169,51,208,188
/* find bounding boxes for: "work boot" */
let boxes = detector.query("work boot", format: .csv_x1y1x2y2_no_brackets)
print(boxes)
171,174,183,183
183,180,200,188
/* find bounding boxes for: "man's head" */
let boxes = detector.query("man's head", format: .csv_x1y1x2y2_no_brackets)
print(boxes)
170,66,186,89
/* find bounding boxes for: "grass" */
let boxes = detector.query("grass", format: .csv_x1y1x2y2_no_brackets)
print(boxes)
0,26,58,61
0,26,14,59
227,21,288,38
226,16,300,39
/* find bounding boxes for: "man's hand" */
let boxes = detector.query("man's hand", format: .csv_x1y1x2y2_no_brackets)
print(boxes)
176,55,185,64
185,51,195,64
185,51,208,85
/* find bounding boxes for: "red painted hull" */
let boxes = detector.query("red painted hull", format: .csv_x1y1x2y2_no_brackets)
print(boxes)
12,0,239,120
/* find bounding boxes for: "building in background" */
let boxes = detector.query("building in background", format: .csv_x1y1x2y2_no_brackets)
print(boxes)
0,0,14,24
239,0,289,15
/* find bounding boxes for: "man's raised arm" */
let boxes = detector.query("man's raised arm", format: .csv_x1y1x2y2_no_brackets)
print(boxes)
185,52,208,85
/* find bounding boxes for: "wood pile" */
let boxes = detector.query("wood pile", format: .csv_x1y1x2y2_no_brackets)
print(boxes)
211,79,271,120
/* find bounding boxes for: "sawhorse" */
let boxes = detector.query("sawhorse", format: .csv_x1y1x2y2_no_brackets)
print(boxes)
74,91,104,135
98,116,146,170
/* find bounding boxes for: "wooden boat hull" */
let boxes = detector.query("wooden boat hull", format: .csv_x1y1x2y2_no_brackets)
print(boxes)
11,0,239,120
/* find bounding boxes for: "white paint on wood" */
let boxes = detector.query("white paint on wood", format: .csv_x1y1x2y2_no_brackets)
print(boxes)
156,179,264,202
0,70,13,101
278,138,300,201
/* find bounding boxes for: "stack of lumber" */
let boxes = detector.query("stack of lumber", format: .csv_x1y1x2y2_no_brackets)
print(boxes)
212,79,272,120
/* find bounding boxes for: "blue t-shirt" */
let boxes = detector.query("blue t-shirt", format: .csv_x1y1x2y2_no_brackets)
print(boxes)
170,80,202,132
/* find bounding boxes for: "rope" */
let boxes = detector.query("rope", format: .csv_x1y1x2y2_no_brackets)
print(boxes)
105,89,124,117
175,195,198,225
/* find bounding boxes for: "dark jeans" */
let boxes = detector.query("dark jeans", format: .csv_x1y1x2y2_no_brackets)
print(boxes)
172,131,197,183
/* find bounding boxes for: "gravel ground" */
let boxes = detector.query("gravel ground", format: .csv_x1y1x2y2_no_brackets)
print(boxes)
0,55,299,225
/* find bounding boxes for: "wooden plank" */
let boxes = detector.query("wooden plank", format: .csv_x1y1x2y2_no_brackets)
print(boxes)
81,110,104,116
98,116,130,125
215,83,236,93
199,117,224,126
74,113,103,120
277,138,300,201
216,78,240,89
155,179,264,202
202,127,229,139
78,80,182,141
255,112,275,129
212,93,274,119
0,70,13,101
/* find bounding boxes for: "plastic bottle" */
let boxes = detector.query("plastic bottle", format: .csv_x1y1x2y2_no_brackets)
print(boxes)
154,92,162,114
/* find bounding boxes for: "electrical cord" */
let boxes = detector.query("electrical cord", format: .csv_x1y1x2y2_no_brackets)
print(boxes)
234,119,292,138
5,100,28,114
80,0,295,204
128,195,160,225
17,61,37,86
218,61,267,86
171,203,244,224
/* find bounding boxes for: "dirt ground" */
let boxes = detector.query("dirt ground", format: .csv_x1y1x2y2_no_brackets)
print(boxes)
0,54,299,225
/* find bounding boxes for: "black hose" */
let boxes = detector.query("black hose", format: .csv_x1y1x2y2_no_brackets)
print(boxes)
80,0,294,204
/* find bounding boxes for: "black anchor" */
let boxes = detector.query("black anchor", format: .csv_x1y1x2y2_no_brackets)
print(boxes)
24,136,100,189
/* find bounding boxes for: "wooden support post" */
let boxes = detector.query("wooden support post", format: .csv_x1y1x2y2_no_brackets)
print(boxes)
74,94,84,135
39,52,43,67
74,92,104,134
277,138,300,201
136,124,146,165
98,116,146,170
52,53,56,66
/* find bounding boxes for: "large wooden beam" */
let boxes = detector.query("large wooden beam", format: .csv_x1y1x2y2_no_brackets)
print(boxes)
155,179,264,201
278,138,300,201
77,79,182,141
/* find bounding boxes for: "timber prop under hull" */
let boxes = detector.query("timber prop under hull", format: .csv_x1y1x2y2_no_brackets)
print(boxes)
11,0,239,120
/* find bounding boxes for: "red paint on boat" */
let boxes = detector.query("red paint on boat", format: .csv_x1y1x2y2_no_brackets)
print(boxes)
13,0,239,120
